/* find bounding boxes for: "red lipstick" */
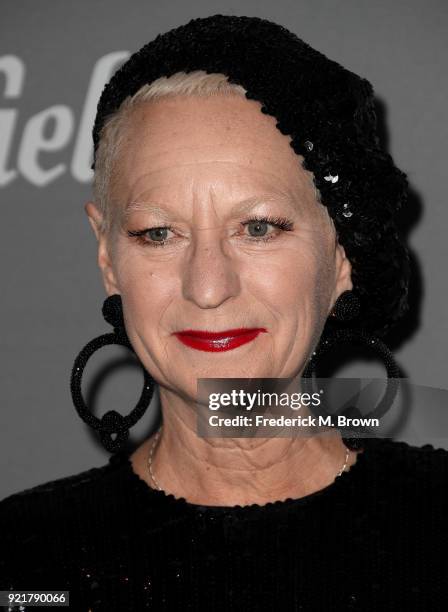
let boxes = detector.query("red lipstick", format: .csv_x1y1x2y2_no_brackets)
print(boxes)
173,328,267,352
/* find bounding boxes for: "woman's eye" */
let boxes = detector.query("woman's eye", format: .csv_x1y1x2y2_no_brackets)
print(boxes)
246,220,270,237
127,216,293,249
147,227,169,242
127,226,174,247
241,216,294,243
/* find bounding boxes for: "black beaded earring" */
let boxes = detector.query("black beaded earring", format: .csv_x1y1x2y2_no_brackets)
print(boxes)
328,289,361,322
70,294,155,453
302,290,401,449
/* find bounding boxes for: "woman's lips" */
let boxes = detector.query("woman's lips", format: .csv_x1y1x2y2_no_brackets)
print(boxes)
173,328,267,352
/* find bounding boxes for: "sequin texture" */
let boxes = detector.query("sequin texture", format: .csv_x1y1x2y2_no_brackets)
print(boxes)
1,438,447,610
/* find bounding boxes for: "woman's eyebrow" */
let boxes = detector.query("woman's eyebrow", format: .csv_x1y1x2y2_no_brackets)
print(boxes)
228,195,298,216
122,194,299,221
122,201,172,221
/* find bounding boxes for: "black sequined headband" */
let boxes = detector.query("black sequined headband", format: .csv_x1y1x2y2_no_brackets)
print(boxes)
91,13,410,337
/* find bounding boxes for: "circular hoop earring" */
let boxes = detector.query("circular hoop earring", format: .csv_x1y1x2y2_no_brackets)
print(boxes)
302,327,401,450
70,294,155,453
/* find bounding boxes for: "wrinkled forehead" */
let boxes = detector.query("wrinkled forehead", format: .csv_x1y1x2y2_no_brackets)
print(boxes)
112,95,321,213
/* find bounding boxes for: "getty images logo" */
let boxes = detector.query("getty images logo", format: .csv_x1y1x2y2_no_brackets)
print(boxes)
0,51,130,187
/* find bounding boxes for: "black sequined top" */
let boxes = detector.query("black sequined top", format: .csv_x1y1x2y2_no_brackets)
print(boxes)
1,437,447,611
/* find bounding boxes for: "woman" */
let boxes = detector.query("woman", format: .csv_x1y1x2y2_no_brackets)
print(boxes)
1,14,446,611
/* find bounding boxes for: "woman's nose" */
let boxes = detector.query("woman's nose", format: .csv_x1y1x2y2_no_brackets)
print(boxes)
181,230,241,309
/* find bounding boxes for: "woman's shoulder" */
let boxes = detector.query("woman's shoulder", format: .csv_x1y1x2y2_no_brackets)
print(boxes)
365,436,448,465
0,460,116,532
0,457,134,591
359,437,448,500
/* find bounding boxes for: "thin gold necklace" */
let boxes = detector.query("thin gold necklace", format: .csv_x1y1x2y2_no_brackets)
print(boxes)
147,425,351,493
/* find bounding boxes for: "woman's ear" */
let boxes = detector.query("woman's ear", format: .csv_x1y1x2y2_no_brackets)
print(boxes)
85,200,103,241
84,201,121,296
328,241,353,316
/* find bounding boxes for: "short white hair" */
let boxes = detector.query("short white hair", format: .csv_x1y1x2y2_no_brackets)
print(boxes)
93,70,248,235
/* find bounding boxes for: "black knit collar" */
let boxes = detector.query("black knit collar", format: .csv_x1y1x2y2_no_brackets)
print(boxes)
107,440,371,517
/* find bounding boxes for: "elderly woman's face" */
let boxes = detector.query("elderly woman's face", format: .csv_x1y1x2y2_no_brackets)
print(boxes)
87,93,351,397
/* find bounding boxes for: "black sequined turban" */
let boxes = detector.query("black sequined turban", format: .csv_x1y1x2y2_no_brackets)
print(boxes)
92,13,410,338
